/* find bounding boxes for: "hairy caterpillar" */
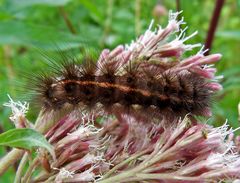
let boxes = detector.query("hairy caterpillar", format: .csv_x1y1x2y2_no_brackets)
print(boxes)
30,11,222,118
31,54,215,118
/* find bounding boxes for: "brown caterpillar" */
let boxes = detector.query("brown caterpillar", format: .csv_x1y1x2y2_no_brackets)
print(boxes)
28,12,223,119
32,57,213,118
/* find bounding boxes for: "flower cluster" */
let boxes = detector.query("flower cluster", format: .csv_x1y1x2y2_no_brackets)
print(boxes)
32,112,240,182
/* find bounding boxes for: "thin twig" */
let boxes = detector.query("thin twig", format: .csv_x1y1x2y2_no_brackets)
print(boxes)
59,6,77,34
204,0,225,55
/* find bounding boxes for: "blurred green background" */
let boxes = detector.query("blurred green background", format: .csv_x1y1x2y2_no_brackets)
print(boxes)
0,0,239,181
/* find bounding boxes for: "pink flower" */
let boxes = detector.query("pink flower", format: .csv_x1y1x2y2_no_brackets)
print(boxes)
34,112,240,182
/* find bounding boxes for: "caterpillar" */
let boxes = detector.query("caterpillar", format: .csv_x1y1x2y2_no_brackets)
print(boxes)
30,12,222,119
32,54,216,118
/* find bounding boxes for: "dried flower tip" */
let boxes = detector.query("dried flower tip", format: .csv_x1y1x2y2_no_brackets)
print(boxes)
61,167,97,182
3,94,29,127
54,167,75,182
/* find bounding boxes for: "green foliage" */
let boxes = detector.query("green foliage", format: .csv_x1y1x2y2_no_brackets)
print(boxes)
8,0,73,8
0,0,239,179
0,128,55,159
0,20,88,50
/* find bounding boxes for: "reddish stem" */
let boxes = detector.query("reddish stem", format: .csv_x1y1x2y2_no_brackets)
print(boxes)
204,0,225,55
176,0,180,13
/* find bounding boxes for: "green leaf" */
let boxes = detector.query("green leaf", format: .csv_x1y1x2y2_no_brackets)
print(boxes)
0,128,55,159
217,30,240,40
0,20,89,50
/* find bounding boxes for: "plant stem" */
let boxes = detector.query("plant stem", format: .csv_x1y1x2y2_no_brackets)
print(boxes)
135,0,141,36
22,157,40,183
100,0,113,47
3,45,16,95
238,102,240,123
34,111,55,134
135,173,202,181
102,149,149,179
59,6,77,34
32,172,54,183
176,0,181,15
14,152,28,183
98,147,173,183
0,149,24,176
204,0,225,55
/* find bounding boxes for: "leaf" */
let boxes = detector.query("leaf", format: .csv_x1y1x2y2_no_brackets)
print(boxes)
0,20,90,50
217,30,240,40
0,128,55,159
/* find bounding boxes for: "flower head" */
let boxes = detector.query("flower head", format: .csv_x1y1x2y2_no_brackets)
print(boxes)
33,112,240,182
